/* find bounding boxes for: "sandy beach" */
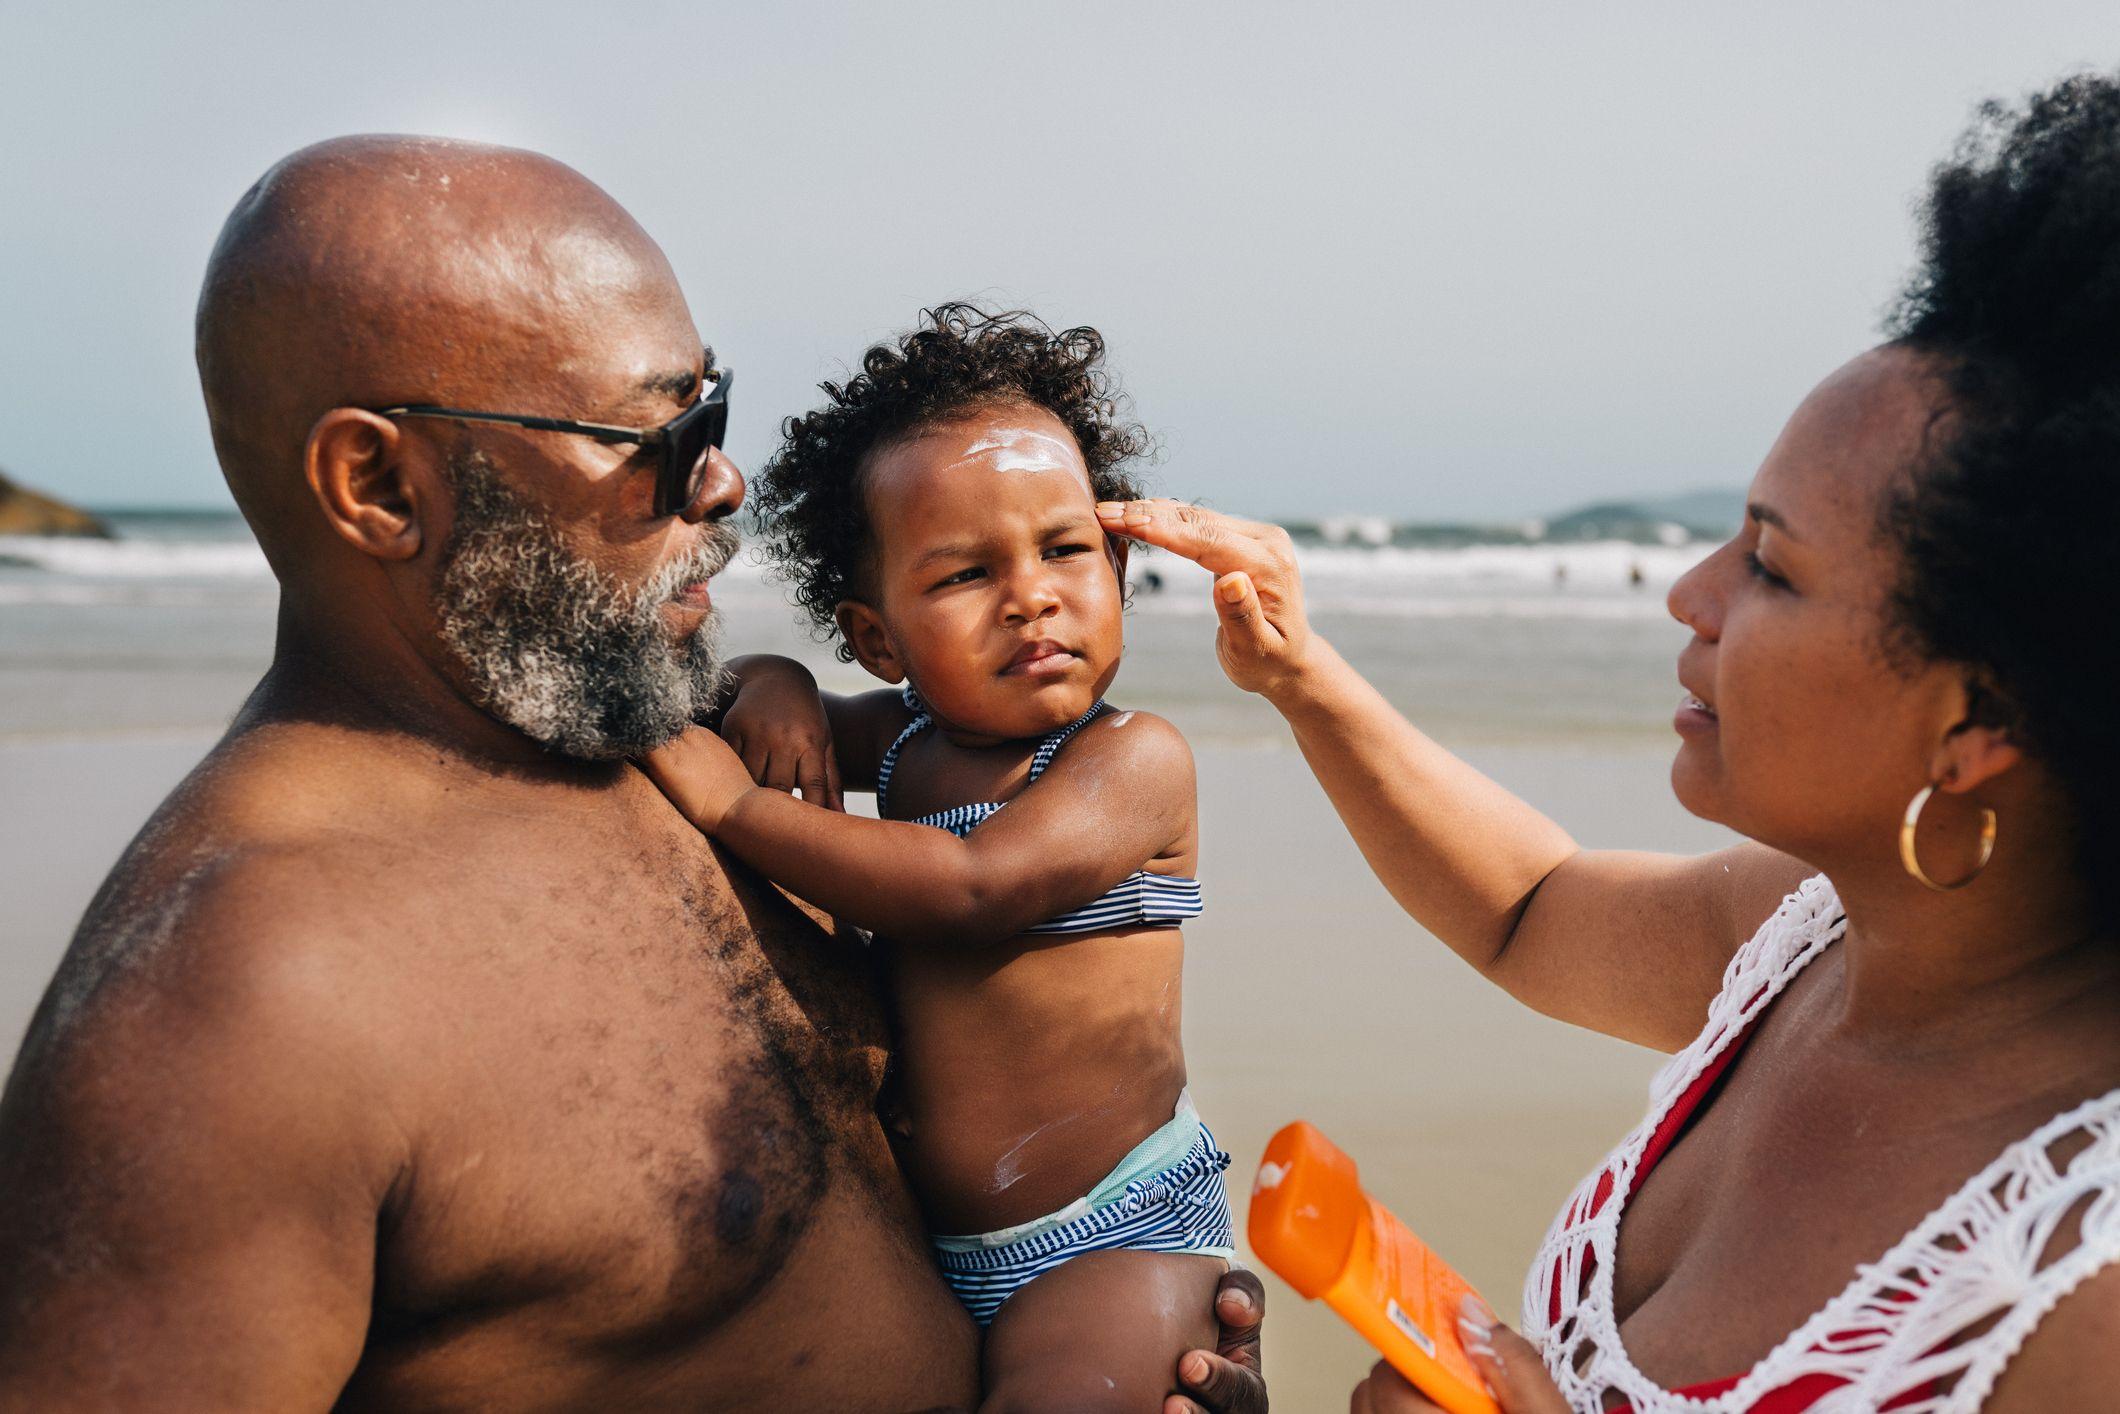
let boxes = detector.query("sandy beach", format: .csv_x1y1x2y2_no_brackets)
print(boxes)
0,522,1744,1405
0,672,1729,1410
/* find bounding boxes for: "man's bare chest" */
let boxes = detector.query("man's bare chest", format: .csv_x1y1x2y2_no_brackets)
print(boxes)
367,828,901,1353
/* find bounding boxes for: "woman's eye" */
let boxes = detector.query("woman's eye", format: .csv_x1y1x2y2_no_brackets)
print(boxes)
1745,551,1790,589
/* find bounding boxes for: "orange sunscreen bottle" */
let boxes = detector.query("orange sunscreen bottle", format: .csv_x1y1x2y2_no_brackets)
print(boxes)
1248,1121,1501,1414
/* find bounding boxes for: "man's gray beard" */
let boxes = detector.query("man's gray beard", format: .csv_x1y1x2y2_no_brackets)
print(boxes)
434,453,737,760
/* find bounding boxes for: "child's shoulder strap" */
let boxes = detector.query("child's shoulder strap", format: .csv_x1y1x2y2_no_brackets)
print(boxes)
875,685,932,812
1026,700,1109,782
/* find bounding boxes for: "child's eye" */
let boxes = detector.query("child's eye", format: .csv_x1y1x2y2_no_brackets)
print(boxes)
934,566,985,589
1044,543,1093,560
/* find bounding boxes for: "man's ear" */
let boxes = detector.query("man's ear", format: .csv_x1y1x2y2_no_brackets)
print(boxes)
304,408,426,561
833,600,904,684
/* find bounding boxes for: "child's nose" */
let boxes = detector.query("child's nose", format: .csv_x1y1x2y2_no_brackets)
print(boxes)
1002,566,1063,624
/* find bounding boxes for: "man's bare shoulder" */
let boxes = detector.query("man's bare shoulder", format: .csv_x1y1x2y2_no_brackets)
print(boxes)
23,722,551,1088
23,821,419,1111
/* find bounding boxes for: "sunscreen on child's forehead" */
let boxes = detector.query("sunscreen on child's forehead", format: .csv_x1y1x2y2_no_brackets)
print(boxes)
1249,1121,1501,1414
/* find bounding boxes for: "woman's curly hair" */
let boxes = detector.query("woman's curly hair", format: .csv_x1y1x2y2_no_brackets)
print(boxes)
751,303,1153,660
1884,72,2120,930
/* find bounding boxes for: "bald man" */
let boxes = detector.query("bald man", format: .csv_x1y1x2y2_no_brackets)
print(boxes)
0,138,1264,1412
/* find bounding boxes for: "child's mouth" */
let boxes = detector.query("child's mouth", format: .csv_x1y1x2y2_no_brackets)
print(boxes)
1002,641,1080,677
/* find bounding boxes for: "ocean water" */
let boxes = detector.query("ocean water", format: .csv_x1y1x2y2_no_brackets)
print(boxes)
0,511,1712,746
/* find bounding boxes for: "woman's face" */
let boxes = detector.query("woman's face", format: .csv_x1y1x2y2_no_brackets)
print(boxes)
1667,345,1968,865
843,403,1125,740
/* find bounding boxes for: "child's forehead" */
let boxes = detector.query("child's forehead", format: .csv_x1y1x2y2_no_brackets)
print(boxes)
866,405,1095,501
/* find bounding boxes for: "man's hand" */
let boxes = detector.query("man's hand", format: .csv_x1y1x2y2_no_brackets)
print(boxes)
1166,1267,1268,1414
639,726,758,833
1095,500,1316,701
1349,1296,1567,1414
719,655,842,810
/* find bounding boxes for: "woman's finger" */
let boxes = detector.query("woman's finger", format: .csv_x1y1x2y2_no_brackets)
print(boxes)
1095,499,1281,576
1458,1295,1569,1414
1348,1361,1451,1413
1215,571,1280,658
1351,1360,1433,1414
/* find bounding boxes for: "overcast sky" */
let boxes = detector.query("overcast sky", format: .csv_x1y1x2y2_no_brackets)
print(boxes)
2,2,2114,520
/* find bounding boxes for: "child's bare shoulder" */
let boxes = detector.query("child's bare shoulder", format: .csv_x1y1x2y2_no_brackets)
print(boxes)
1054,707,1195,782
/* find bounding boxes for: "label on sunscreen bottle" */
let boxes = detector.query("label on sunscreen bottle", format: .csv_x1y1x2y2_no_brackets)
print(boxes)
1248,1121,1501,1414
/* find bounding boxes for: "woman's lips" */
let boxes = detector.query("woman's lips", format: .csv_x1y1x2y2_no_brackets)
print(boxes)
1002,642,1080,677
1675,691,1719,736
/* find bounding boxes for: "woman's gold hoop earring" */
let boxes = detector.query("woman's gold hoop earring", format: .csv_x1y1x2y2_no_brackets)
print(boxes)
1899,783,1998,892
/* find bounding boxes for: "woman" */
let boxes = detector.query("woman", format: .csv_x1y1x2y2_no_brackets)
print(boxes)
1111,75,2120,1413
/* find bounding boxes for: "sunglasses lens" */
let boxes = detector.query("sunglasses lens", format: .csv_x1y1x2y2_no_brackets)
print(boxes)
661,378,730,517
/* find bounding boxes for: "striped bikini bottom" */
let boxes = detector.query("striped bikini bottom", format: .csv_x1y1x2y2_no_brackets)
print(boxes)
930,1091,1236,1327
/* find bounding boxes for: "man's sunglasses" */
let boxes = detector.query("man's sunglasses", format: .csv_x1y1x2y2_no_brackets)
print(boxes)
376,353,731,518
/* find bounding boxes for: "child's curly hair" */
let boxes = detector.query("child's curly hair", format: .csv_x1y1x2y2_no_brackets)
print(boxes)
751,303,1154,660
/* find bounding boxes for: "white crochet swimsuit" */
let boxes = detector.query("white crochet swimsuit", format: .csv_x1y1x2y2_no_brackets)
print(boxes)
1523,875,2120,1412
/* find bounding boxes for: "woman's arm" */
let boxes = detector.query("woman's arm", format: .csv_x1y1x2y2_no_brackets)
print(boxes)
1097,499,1809,1052
640,710,1195,947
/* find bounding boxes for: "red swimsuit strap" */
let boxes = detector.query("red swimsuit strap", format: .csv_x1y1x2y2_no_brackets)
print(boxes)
1594,987,1926,1413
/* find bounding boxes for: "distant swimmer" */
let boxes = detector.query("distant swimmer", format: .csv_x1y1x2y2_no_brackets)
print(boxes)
1629,560,1646,588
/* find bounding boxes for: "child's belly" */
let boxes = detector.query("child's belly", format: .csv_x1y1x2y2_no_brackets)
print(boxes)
885,926,1189,1234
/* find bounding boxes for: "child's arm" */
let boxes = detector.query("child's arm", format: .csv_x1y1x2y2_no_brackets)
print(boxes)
712,656,912,808
640,710,1195,947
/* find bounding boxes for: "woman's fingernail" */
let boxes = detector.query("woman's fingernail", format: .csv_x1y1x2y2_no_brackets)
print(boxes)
1096,501,1122,516
1458,1317,1496,1357
1218,576,1246,603
1459,1292,1496,1338
1182,1352,1210,1384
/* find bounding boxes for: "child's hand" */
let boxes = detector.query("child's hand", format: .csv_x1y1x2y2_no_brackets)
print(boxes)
721,657,843,811
1095,499,1317,701
639,727,758,833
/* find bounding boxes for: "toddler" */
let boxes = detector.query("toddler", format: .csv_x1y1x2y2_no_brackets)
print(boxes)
643,306,1231,1409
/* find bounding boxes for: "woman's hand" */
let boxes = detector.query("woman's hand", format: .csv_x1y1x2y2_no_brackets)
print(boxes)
719,655,842,810
1349,1298,1569,1414
1096,500,1317,700
638,726,759,834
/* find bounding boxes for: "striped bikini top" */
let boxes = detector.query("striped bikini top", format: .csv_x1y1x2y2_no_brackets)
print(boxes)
875,688,1204,936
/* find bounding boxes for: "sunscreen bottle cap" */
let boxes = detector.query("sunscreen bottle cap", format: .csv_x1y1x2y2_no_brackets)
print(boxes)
1248,1120,1365,1299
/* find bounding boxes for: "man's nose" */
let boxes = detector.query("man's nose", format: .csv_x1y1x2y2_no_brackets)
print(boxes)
679,447,745,524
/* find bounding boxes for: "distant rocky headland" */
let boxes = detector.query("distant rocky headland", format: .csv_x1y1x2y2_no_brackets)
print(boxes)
1283,487,1745,550
0,469,111,538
